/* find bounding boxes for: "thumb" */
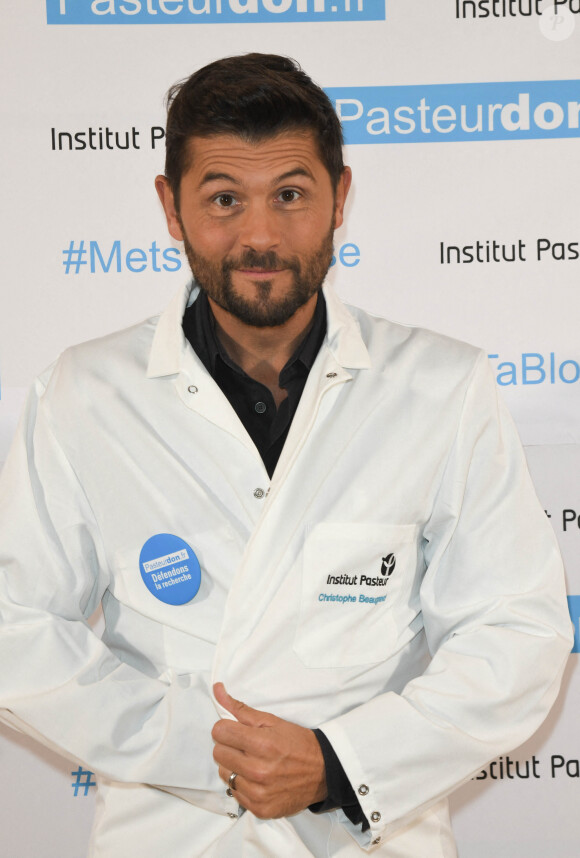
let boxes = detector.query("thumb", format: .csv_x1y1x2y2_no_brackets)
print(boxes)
213,682,272,727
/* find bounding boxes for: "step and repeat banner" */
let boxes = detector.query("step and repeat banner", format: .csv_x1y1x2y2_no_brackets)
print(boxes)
0,3,578,855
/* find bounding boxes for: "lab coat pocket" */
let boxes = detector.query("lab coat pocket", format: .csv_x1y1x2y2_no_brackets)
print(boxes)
294,523,422,668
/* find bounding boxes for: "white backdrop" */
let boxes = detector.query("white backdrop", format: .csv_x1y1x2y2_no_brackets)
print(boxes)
0,2,579,854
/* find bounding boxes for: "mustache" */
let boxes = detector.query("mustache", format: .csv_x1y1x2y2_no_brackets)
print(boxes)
222,250,299,272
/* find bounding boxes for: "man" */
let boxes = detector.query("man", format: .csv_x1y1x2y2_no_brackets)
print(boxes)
0,54,572,857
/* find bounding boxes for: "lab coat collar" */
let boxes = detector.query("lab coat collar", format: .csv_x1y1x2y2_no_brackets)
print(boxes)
323,283,371,370
146,281,199,378
146,279,370,379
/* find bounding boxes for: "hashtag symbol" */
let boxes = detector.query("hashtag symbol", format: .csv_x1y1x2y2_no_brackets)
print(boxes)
71,766,96,796
62,240,87,274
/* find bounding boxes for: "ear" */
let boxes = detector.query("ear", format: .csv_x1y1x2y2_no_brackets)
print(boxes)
333,166,352,230
155,175,184,242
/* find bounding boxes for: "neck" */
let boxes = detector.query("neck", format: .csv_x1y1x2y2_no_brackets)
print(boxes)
208,293,318,401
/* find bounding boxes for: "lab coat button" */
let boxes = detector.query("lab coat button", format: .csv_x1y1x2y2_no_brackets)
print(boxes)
358,784,369,796
254,401,267,414
326,372,337,378
227,812,238,819
370,811,381,822
187,385,198,394
253,488,265,499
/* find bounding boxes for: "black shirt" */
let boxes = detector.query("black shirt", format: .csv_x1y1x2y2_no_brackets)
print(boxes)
182,289,367,830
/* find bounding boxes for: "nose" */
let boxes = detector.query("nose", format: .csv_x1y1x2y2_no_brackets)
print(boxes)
238,202,280,253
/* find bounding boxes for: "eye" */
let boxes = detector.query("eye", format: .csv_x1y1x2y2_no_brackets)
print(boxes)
214,193,238,208
277,189,301,203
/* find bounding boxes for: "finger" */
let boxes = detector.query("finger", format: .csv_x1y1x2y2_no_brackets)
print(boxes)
218,766,269,817
213,742,248,775
213,682,272,729
218,766,238,800
212,715,259,750
213,681,239,716
213,681,229,709
218,765,241,789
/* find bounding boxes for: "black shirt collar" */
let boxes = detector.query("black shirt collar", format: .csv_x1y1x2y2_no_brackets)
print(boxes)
182,288,327,383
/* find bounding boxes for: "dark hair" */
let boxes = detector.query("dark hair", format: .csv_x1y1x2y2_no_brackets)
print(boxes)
164,53,344,208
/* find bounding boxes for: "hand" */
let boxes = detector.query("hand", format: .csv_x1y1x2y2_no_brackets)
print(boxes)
212,682,327,819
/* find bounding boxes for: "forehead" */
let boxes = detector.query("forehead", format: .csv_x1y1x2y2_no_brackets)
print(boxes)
182,131,329,185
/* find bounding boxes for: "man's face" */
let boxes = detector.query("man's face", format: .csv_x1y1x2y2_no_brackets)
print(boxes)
156,131,351,328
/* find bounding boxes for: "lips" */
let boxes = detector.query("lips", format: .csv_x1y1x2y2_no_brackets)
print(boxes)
237,268,284,277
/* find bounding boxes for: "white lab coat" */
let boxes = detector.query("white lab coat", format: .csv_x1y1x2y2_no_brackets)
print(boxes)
0,282,571,857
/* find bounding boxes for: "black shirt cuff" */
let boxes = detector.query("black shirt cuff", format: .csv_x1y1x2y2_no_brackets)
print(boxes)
308,728,369,831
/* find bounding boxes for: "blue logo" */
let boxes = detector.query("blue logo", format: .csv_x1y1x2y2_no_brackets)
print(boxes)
568,596,580,654
139,534,201,605
326,80,580,144
61,240,182,275
488,352,580,386
71,767,96,796
59,239,360,274
46,0,385,24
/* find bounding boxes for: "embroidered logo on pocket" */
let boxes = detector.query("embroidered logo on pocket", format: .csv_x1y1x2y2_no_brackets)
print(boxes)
380,553,396,577
294,523,421,668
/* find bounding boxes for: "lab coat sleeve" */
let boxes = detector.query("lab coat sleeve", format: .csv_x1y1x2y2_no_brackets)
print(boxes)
319,351,572,848
0,376,224,810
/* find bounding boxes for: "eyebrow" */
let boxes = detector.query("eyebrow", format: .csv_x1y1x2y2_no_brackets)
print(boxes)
197,172,240,189
274,168,315,184
197,167,315,190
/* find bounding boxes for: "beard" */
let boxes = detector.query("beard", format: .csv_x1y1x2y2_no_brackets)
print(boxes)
180,225,334,328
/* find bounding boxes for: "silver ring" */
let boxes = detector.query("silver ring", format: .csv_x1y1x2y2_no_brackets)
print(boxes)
228,772,238,791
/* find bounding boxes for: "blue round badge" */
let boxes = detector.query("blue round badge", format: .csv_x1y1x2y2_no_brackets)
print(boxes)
139,534,201,606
